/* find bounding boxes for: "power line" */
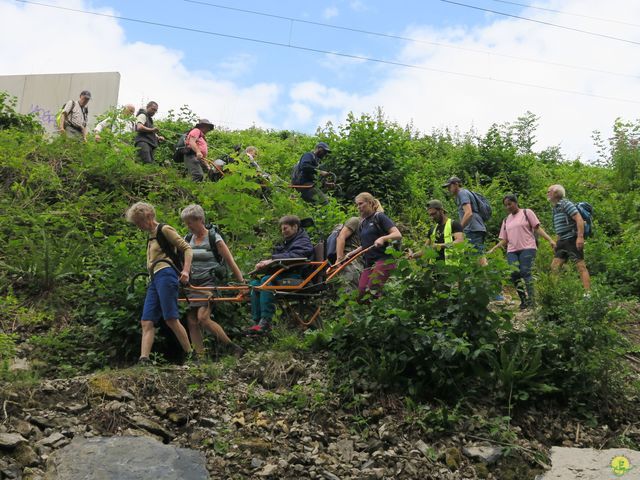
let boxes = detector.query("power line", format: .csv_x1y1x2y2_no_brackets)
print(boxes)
488,0,640,28
185,0,640,80
13,0,640,105
439,0,640,46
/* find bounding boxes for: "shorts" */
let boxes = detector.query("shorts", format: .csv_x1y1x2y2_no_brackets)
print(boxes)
185,277,217,309
554,237,584,262
141,267,180,324
466,231,486,254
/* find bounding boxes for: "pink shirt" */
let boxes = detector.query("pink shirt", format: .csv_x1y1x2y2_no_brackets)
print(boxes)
499,209,540,252
186,128,208,158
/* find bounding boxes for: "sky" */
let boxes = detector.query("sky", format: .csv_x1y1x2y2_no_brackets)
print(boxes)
2,0,640,160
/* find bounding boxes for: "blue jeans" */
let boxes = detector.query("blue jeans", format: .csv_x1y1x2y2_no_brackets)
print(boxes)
507,249,536,305
466,231,486,254
250,273,301,323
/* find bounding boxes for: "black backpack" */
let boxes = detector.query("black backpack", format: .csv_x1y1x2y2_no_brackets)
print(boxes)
184,224,229,281
325,224,344,264
172,132,191,163
153,223,184,272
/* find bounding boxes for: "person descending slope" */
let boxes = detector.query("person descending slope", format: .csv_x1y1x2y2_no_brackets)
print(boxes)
291,142,332,204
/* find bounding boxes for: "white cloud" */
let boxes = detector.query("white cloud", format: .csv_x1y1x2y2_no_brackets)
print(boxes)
0,0,280,130
348,0,368,13
323,6,339,20
216,53,257,79
288,1,640,160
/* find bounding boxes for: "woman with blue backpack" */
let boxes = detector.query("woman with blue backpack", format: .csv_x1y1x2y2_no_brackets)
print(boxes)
487,194,556,309
181,204,246,358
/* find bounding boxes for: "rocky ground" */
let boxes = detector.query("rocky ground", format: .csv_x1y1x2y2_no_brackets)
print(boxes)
1,345,639,480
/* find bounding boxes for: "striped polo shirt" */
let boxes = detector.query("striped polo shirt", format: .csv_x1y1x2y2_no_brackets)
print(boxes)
552,199,579,240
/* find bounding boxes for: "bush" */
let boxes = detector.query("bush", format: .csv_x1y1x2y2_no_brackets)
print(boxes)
324,246,511,399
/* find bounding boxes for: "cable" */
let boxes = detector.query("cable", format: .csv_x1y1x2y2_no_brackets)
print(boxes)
488,0,640,28
439,0,640,46
13,0,640,105
185,0,640,80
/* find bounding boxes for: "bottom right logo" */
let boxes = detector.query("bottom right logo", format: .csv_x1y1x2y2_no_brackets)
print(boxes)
610,455,634,477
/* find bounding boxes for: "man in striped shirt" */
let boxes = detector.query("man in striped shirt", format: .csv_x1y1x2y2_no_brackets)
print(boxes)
547,184,591,290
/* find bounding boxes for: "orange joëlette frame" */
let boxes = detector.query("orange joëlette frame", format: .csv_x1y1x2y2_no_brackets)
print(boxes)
177,247,372,303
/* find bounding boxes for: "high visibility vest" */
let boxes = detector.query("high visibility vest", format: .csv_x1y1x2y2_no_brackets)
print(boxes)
430,218,456,265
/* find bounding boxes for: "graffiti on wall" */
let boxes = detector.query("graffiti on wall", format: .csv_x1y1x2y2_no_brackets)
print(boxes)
29,104,57,127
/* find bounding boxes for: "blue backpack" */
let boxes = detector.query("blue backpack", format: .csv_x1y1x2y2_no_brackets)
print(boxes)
575,202,594,238
470,191,493,222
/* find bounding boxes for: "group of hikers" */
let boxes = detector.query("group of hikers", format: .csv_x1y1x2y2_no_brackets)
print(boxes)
125,166,592,363
57,91,593,362
57,91,269,183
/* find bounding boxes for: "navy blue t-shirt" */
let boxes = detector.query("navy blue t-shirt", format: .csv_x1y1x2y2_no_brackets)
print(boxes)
359,212,396,267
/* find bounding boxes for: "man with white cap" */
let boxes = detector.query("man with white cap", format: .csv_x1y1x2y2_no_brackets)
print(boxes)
184,119,215,182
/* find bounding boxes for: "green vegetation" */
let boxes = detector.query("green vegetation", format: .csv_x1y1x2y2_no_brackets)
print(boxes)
1,93,639,426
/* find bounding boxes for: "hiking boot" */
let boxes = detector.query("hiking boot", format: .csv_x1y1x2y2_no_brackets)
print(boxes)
138,356,151,366
231,344,246,358
184,351,202,366
248,324,262,332
519,303,529,311
257,318,272,333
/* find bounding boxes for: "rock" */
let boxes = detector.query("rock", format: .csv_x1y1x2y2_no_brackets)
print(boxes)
37,432,67,448
45,436,208,480
14,443,40,467
462,445,503,465
335,439,354,462
445,447,462,471
475,462,490,479
322,470,341,480
29,416,55,429
0,433,27,449
12,419,34,437
22,466,46,480
65,403,89,414
414,439,431,458
129,415,174,441
199,417,217,428
236,438,272,454
540,446,640,480
251,457,264,468
88,376,135,401
167,412,187,425
9,357,30,372
231,412,245,427
257,463,278,476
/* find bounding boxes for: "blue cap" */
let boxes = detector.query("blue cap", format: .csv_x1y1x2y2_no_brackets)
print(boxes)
315,141,331,152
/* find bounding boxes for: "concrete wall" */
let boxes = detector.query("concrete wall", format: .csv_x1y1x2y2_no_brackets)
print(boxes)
0,72,120,133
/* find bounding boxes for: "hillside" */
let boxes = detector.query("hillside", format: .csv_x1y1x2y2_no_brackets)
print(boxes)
1,96,640,478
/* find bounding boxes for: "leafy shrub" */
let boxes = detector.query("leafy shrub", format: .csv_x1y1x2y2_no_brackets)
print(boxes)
320,109,412,208
325,246,511,399
0,92,43,133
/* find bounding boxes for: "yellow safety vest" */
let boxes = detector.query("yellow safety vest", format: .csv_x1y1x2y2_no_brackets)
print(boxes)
430,218,457,265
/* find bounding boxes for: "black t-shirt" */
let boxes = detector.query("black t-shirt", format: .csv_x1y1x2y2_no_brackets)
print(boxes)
359,212,396,267
428,219,464,261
